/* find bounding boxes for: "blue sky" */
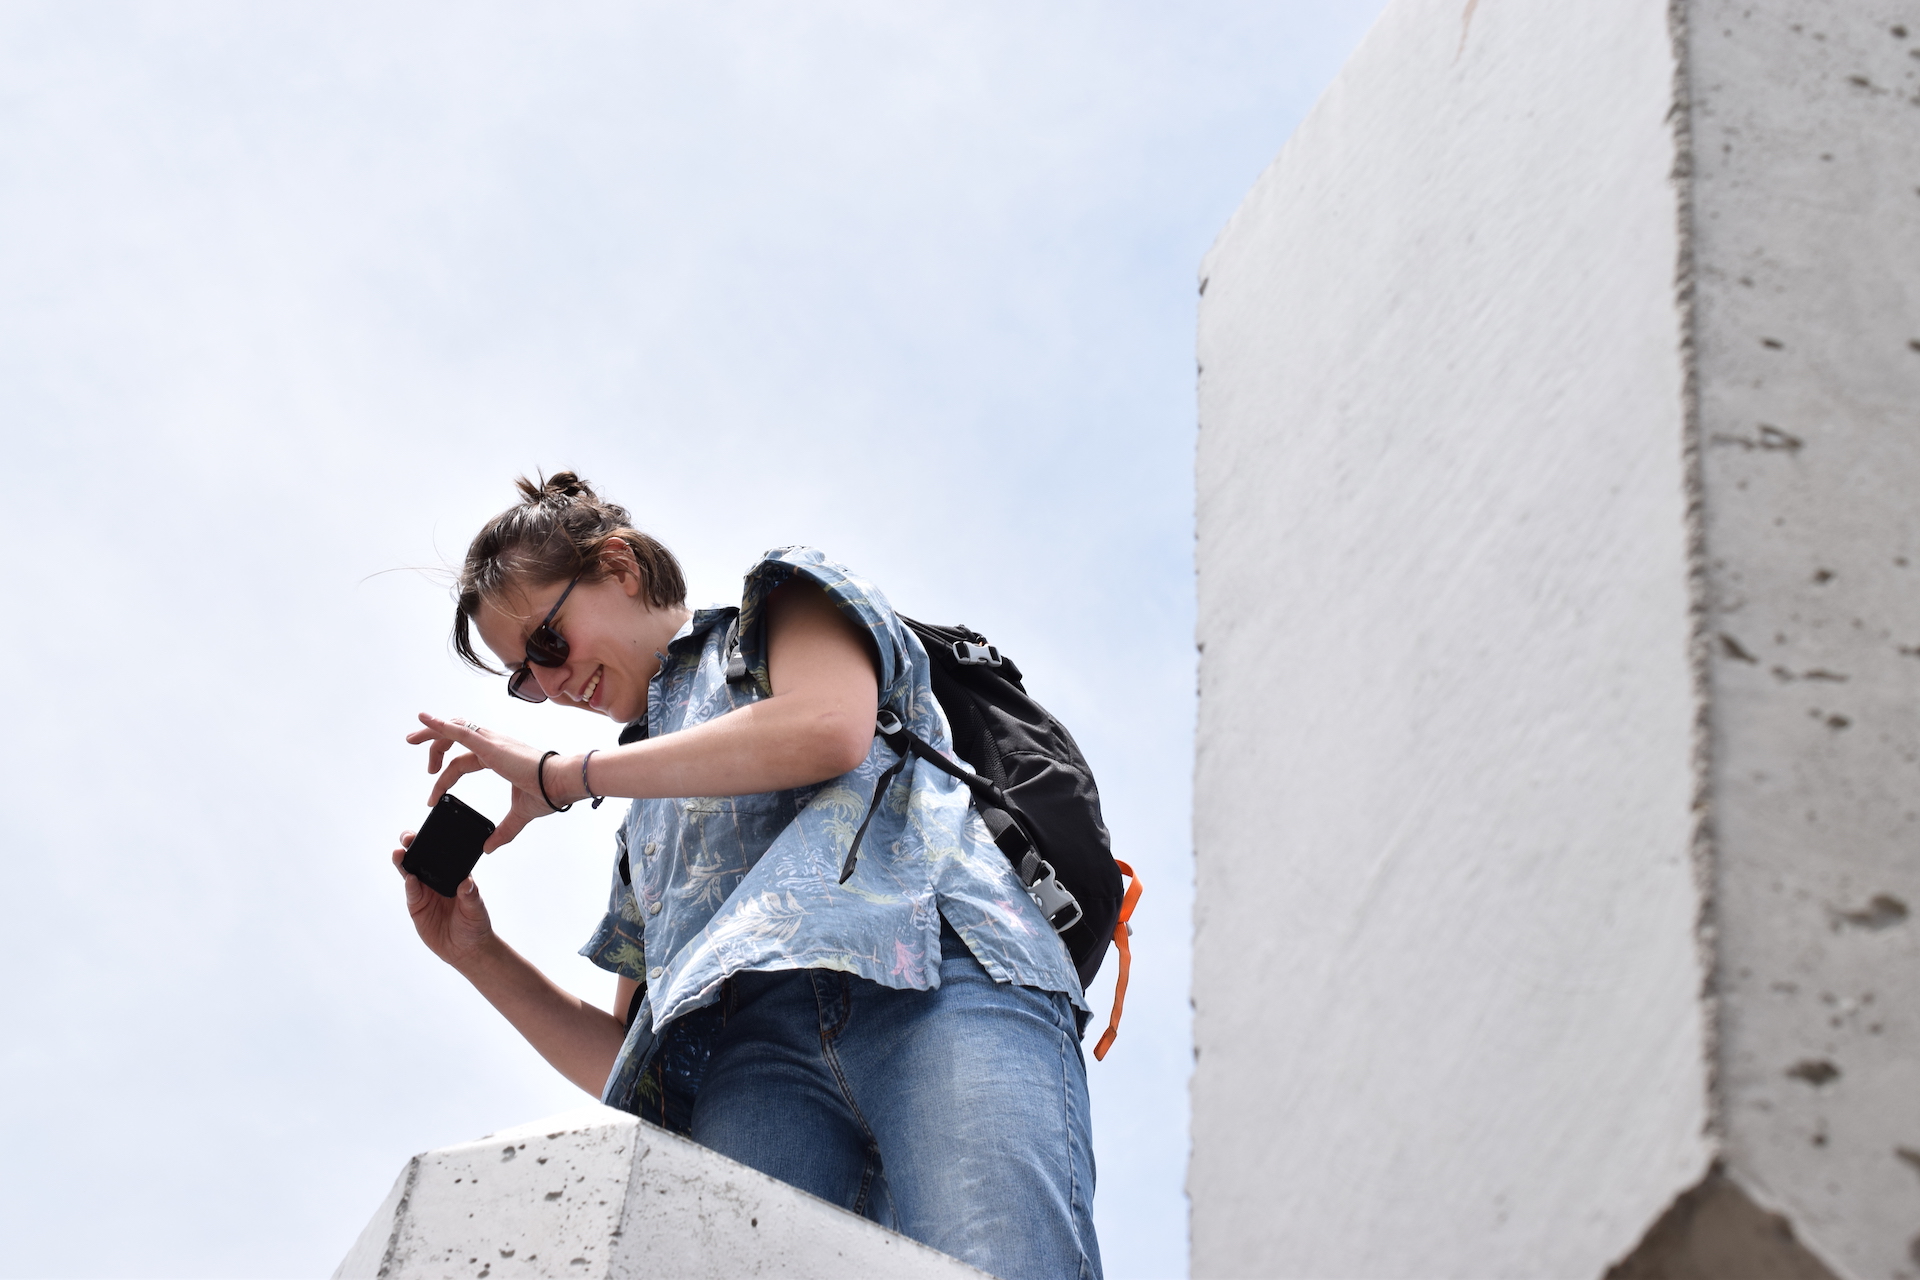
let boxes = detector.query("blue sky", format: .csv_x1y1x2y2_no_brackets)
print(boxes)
0,3,1385,1275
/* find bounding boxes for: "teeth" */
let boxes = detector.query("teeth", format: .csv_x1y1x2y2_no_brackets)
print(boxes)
581,669,602,702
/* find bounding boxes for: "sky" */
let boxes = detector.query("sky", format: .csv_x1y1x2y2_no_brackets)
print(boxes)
0,3,1387,1275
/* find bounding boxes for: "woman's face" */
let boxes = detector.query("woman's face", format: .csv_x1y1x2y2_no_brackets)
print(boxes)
471,565,668,724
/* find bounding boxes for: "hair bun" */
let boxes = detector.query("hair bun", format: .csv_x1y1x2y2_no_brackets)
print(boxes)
513,469,596,507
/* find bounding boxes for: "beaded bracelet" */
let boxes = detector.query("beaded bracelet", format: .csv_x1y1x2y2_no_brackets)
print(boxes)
582,749,605,809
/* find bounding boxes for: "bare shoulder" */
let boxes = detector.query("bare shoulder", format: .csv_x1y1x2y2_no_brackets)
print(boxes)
765,579,881,690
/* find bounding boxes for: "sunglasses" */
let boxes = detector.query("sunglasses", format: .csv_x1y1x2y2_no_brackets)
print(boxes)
506,571,584,703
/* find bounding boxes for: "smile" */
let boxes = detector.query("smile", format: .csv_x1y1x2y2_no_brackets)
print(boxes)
580,667,603,705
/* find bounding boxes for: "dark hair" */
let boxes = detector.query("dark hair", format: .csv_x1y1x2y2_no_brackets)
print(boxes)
452,470,686,674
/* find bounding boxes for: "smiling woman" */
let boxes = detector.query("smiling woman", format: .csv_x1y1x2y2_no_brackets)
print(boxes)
391,471,1103,1280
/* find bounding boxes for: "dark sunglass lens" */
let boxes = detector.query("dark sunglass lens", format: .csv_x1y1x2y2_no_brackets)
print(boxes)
524,624,570,668
507,667,548,703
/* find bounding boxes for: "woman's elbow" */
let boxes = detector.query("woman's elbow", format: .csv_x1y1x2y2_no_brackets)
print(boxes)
809,707,875,779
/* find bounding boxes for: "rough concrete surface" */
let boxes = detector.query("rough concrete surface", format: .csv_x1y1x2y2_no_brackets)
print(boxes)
1683,4,1920,1277
334,1106,989,1279
1191,0,1712,1273
1192,0,1919,1275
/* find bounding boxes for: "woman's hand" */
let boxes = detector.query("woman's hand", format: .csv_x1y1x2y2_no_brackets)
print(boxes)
406,713,556,851
392,832,498,970
390,834,628,1095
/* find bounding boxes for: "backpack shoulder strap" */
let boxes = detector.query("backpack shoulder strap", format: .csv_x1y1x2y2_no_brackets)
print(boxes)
839,712,1083,934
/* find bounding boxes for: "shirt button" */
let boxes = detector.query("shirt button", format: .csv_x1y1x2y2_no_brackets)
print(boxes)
648,968,662,982
644,841,659,857
648,901,662,915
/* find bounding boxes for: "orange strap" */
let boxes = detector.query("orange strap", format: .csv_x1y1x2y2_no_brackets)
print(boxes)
1092,860,1142,1061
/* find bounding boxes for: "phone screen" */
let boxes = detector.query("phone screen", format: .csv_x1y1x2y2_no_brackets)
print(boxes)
402,793,497,897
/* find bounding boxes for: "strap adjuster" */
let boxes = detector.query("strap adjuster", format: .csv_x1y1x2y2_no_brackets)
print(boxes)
953,640,1001,667
723,618,748,681
1026,859,1083,933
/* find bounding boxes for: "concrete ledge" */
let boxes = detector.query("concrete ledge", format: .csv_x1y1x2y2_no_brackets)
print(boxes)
334,1106,989,1279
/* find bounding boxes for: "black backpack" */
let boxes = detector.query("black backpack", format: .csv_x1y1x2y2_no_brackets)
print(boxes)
839,618,1140,1053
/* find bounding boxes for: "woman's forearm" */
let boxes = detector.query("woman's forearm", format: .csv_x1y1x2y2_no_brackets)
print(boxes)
550,579,880,803
556,692,872,804
454,936,628,1096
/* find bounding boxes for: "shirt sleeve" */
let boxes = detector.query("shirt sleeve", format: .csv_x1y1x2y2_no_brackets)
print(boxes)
735,547,911,711
577,827,648,981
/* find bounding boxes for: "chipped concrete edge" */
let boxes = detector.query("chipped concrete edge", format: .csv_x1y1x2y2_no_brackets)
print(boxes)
375,1157,419,1280
1666,0,1727,1153
327,1154,418,1280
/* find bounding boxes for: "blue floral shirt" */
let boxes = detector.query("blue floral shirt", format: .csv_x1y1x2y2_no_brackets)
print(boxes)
580,547,1085,1111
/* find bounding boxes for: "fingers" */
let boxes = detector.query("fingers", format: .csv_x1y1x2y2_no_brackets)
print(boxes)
410,713,484,774
415,712,485,743
484,809,529,854
427,752,486,806
392,844,424,906
403,871,426,913
403,728,453,775
453,877,493,943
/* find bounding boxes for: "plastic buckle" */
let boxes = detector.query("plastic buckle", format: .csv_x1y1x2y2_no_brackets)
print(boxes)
1027,860,1083,934
723,619,748,681
875,709,904,735
953,640,1002,667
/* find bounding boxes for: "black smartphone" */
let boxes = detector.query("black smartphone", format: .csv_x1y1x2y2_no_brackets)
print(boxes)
402,793,497,898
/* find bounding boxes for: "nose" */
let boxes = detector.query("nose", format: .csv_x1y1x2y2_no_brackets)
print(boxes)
531,661,573,702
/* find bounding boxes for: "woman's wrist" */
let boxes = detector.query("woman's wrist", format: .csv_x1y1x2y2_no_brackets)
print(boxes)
448,930,511,979
543,751,591,807
535,751,578,811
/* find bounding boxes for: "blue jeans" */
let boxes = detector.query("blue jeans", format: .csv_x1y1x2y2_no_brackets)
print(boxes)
684,922,1103,1280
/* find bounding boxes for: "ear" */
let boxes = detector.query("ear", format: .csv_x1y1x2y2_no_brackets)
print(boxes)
599,537,645,598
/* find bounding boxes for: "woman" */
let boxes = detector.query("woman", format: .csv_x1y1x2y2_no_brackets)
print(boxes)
392,472,1102,1280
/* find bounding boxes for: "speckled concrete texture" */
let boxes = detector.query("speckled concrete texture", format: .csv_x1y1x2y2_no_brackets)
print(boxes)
333,1106,988,1279
1684,4,1920,1276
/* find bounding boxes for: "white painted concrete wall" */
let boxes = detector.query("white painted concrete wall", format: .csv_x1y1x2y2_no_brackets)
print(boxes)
1194,0,1920,1274
334,1106,988,1280
1190,0,1714,1275
1685,4,1920,1276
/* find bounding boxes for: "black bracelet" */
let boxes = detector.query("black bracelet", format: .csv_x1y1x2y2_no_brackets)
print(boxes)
537,750,573,813
582,748,605,809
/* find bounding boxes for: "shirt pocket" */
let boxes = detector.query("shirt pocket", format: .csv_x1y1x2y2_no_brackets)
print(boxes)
674,793,801,877
680,790,793,817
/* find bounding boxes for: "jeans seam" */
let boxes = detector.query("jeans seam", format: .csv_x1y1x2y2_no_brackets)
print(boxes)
1060,1008,1096,1280
812,973,885,1220
815,979,883,1137
816,970,852,1043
